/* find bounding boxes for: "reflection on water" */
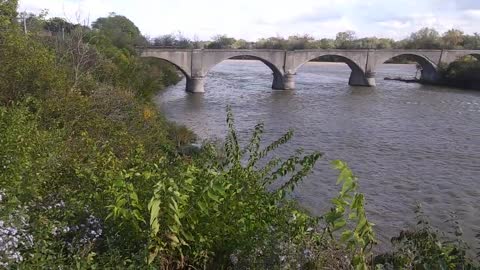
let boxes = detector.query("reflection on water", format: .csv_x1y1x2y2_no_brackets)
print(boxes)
155,60,480,251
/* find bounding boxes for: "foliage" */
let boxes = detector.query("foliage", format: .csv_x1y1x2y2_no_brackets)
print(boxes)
92,13,147,52
0,0,17,29
153,32,196,48
147,107,322,268
0,26,68,104
438,56,480,89
44,17,77,35
151,27,480,50
207,34,237,49
374,206,479,269
335,31,357,49
442,29,464,49
406,27,441,49
323,160,376,270
0,189,33,268
85,25,180,98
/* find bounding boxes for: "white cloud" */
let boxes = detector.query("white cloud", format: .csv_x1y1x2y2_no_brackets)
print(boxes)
378,20,411,30
18,0,480,41
464,9,480,18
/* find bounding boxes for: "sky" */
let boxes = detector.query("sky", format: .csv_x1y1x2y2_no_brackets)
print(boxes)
18,0,480,41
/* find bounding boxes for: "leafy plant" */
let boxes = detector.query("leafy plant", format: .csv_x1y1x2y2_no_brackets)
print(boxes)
374,205,479,269
323,160,376,270
147,106,322,269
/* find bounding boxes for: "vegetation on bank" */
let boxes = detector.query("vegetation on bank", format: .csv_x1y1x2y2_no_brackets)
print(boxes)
438,56,480,90
1,1,480,268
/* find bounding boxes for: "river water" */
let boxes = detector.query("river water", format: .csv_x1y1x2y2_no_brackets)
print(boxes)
155,60,480,251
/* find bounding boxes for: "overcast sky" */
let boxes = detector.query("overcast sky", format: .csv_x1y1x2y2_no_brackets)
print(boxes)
18,0,480,41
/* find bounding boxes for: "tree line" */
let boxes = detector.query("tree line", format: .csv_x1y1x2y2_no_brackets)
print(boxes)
152,28,480,50
17,12,480,51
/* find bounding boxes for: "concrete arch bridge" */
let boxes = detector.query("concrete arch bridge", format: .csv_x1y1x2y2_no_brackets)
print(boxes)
140,48,480,92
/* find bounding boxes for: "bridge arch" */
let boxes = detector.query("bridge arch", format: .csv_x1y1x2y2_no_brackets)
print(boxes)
200,51,285,76
139,49,192,78
199,50,288,90
372,52,439,82
141,57,191,79
291,51,371,86
203,55,284,77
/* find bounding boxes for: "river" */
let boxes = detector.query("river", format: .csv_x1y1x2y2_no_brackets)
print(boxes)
155,60,480,251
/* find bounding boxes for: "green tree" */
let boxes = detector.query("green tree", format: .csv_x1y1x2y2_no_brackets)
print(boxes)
153,34,176,47
0,28,67,103
0,0,17,29
463,33,480,49
376,38,394,49
335,30,356,49
442,29,464,49
44,17,77,35
206,34,236,49
311,38,335,49
255,36,288,49
233,38,250,49
92,13,147,52
287,34,315,50
18,10,48,34
408,27,441,49
354,37,377,49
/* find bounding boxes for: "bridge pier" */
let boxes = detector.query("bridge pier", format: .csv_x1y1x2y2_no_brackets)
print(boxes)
186,77,205,93
365,72,376,87
420,68,441,84
272,73,295,90
348,70,375,87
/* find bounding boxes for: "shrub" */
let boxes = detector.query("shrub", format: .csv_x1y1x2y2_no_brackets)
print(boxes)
374,206,479,269
0,29,68,104
146,107,322,268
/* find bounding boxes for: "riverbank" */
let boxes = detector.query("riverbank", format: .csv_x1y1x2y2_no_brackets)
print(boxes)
385,76,480,90
437,57,480,90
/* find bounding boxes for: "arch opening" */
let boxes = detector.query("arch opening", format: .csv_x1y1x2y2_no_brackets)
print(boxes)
377,54,438,83
295,54,370,86
206,55,283,77
141,57,190,79
204,55,286,90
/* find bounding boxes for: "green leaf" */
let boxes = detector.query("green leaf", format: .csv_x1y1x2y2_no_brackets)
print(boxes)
148,198,161,235
207,190,220,203
168,234,180,244
341,230,354,242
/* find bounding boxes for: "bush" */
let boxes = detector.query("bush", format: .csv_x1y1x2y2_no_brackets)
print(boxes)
0,29,68,104
146,108,322,269
374,206,478,269
438,56,480,89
